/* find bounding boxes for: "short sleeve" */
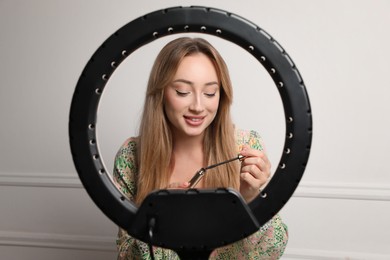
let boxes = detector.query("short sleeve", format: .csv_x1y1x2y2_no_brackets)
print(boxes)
112,138,141,259
113,138,138,201
235,129,265,152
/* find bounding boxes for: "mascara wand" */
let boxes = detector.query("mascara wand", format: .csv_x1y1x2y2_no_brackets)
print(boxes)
188,154,245,188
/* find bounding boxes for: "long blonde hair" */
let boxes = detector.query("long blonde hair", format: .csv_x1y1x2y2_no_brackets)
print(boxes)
135,37,239,205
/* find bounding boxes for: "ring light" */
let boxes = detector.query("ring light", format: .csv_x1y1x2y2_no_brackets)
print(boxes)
69,6,312,256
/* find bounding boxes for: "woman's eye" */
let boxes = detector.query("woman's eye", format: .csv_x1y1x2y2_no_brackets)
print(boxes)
175,90,189,96
204,92,216,97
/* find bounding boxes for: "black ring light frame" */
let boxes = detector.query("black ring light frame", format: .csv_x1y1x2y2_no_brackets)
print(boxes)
69,6,312,258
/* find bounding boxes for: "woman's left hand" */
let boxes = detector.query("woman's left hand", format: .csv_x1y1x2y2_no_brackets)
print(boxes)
239,145,271,202
167,182,190,189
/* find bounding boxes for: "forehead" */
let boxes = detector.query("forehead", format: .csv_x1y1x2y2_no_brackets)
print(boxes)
173,53,218,81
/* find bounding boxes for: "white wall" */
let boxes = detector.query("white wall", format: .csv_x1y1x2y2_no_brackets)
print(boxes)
1,0,389,259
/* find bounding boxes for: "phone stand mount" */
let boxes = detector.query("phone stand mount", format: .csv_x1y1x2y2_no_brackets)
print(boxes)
130,188,259,259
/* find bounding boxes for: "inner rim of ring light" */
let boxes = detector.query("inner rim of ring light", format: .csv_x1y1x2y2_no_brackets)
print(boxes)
97,34,284,187
69,6,312,236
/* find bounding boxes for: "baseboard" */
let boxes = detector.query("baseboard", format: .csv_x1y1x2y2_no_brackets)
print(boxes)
294,181,390,201
0,172,82,188
1,172,389,201
0,230,116,251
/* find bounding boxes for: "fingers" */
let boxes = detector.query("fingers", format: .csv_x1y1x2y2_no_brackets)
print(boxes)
167,182,190,189
240,146,271,182
239,146,271,202
240,145,270,166
241,157,270,178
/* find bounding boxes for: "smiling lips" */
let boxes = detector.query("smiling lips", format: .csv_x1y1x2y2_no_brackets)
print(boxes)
184,115,205,126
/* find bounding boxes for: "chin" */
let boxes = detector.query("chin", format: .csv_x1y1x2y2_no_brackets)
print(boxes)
185,132,204,137
183,128,206,137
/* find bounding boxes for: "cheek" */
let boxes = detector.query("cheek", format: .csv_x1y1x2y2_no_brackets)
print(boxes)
164,95,185,115
208,97,220,113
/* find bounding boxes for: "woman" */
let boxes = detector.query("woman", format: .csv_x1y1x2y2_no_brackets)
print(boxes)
113,37,288,259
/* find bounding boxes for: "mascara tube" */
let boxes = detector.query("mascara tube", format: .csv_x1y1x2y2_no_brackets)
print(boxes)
188,168,206,188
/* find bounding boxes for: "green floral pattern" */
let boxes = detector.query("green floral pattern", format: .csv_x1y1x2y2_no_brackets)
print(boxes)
113,129,288,259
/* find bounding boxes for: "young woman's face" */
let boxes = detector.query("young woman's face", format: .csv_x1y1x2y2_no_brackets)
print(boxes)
164,53,220,139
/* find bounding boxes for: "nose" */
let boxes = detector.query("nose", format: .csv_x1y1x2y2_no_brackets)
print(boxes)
189,93,204,113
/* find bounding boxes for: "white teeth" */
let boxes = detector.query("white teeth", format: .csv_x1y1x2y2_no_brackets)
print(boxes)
190,118,201,121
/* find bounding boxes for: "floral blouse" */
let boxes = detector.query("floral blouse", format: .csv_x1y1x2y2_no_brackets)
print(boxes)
113,129,288,259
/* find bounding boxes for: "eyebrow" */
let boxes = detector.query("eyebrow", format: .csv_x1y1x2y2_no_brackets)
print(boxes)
172,79,219,86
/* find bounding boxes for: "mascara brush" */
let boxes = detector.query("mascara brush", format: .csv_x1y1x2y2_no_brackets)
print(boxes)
188,154,245,188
